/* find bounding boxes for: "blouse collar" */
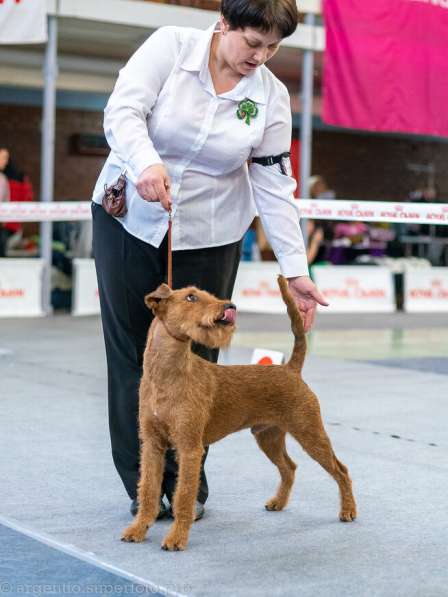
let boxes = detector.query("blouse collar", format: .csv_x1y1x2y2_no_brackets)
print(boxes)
180,23,266,105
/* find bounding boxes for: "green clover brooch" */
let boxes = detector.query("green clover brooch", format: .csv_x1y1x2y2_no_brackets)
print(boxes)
236,98,258,126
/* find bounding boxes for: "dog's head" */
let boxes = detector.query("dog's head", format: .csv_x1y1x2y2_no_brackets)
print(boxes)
145,284,237,348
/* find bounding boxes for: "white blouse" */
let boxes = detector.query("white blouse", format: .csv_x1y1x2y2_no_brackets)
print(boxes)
92,23,308,277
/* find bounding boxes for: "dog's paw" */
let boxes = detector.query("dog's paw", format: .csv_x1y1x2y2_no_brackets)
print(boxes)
265,497,286,511
161,530,188,551
121,524,148,543
339,506,357,522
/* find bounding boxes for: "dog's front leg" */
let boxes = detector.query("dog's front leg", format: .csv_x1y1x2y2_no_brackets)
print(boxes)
121,436,166,543
161,447,204,551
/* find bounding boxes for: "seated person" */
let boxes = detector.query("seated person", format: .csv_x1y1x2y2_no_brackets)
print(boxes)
307,219,333,266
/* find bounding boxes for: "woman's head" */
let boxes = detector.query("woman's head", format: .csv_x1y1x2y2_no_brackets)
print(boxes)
216,0,298,76
221,0,299,38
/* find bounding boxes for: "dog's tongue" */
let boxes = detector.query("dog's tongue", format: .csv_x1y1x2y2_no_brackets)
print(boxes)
223,308,236,324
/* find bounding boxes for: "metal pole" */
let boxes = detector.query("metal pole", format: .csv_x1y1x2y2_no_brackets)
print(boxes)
40,14,58,314
299,12,316,248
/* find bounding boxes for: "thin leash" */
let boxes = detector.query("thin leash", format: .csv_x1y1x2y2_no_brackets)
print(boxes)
163,207,188,342
167,207,173,289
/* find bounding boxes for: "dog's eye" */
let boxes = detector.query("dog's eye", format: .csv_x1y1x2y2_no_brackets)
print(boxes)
186,294,198,303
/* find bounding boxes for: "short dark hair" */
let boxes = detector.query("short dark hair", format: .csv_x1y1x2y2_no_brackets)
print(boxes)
221,0,299,39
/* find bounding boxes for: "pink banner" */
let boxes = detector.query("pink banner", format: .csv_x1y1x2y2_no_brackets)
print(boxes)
322,0,448,137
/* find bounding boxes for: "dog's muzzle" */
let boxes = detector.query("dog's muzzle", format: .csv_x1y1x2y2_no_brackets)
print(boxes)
218,303,237,325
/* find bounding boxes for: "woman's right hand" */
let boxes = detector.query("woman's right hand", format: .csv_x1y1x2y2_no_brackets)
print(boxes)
136,164,172,211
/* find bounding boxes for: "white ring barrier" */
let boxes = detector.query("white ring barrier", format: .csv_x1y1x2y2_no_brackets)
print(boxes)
1,200,447,316
232,262,398,313
0,259,45,317
299,199,448,225
0,201,91,222
312,265,396,313
1,200,448,225
404,267,448,312
71,258,100,316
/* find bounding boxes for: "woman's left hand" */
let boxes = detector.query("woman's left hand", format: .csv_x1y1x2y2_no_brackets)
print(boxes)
287,276,329,332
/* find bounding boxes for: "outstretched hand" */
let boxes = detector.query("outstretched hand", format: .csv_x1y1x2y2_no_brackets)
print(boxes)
287,276,329,332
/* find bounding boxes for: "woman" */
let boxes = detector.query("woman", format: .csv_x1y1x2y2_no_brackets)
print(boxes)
0,147,11,257
0,148,35,256
91,0,327,519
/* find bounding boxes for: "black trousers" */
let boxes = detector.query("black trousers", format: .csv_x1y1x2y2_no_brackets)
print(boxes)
0,227,12,257
91,202,242,504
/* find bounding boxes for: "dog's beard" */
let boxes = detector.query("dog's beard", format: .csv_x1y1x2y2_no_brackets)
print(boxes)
189,324,235,349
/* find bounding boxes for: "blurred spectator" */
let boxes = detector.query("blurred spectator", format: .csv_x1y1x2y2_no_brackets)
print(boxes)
398,186,448,265
241,219,261,261
408,186,437,202
328,221,367,264
369,222,395,257
0,146,11,257
307,219,333,266
405,186,437,236
308,175,336,200
329,221,396,264
0,147,10,200
306,175,335,267
2,149,34,255
334,221,369,246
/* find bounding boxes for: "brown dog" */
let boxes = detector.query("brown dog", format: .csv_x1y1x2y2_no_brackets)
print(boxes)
121,275,357,551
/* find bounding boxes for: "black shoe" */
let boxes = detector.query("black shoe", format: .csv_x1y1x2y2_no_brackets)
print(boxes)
130,498,168,520
194,502,205,521
168,501,205,521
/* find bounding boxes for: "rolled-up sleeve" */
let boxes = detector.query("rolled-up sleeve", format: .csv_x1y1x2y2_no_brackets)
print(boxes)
104,27,178,179
249,83,308,278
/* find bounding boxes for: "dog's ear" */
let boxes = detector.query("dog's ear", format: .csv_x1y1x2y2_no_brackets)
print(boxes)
144,284,172,312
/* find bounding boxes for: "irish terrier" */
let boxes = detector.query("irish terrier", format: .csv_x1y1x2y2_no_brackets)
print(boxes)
121,275,357,551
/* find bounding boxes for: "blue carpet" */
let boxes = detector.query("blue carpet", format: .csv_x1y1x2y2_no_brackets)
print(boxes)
362,357,448,376
0,523,164,596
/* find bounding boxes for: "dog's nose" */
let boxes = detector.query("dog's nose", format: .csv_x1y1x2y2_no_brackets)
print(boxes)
223,302,236,311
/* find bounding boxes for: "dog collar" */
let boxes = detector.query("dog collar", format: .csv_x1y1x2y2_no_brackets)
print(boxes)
158,318,189,343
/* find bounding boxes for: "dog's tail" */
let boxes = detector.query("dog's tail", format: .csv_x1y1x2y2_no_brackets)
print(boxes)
277,275,306,372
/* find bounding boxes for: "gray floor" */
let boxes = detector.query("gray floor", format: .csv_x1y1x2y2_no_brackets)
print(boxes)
0,313,447,596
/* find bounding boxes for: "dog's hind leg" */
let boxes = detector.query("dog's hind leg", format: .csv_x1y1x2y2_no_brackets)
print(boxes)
252,426,297,512
288,412,357,522
121,435,166,543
